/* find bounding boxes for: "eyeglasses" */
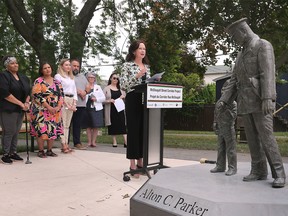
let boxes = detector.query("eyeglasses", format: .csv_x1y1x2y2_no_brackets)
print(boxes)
88,77,95,79
112,77,119,80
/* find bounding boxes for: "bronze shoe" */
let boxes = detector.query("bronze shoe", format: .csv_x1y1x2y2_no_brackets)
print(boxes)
210,166,225,173
272,178,286,188
225,169,237,176
243,173,267,181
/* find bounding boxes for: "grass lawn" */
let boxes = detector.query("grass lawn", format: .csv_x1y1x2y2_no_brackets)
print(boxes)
12,130,288,157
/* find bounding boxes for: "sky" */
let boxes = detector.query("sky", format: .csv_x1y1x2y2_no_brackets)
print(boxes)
73,1,127,80
73,1,229,80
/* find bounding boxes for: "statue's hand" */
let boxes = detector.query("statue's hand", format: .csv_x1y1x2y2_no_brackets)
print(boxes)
216,101,226,111
262,99,274,115
213,122,219,135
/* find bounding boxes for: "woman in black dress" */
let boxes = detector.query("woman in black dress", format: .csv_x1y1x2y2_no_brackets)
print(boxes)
103,72,127,147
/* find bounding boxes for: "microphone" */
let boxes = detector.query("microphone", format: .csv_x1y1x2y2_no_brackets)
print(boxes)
200,158,216,164
141,73,147,83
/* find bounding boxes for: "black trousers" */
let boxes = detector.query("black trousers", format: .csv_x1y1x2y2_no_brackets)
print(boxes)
125,91,144,159
72,107,86,145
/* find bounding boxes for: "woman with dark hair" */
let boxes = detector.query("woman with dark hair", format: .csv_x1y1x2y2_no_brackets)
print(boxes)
103,72,127,148
0,55,30,164
119,39,151,178
30,62,64,158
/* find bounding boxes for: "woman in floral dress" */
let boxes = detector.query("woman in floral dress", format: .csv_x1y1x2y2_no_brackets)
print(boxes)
30,62,64,158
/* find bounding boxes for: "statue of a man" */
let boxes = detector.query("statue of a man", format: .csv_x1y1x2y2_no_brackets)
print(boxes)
219,18,286,188
211,79,237,176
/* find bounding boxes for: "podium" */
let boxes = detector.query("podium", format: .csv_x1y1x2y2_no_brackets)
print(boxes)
123,82,183,181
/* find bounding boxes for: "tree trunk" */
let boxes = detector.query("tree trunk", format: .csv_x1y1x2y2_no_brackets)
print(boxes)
4,0,101,70
69,0,101,63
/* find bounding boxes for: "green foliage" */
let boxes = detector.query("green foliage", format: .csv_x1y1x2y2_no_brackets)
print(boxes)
2,0,288,89
165,72,202,104
1,0,119,80
193,83,216,104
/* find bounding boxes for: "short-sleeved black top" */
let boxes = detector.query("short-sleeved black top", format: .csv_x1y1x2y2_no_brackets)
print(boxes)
0,70,30,113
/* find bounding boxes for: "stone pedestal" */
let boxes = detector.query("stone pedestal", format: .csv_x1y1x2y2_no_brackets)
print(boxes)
131,162,288,216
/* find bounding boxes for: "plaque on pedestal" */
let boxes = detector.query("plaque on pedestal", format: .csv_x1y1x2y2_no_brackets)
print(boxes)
131,162,288,216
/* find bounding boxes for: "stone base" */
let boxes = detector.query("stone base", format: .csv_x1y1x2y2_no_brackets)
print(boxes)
131,162,288,216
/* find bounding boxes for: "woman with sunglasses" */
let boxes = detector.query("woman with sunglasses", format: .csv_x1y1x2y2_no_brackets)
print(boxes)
103,72,127,148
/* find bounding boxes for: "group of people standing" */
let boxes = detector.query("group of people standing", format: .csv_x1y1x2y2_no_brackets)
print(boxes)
0,39,149,183
0,32,286,188
0,56,129,162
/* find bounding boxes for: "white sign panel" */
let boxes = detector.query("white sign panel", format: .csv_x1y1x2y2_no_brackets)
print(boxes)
147,84,183,108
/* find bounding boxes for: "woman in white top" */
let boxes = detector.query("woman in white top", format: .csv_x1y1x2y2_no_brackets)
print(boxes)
54,59,77,153
83,72,105,147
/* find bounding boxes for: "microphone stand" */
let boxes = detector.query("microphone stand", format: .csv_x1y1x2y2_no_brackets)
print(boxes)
24,111,32,164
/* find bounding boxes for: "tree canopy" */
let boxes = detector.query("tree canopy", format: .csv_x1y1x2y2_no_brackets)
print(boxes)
1,0,288,103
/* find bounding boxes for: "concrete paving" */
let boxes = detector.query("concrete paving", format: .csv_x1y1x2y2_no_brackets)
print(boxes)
1,141,287,216
0,145,197,216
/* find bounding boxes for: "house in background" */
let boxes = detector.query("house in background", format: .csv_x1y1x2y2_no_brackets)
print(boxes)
204,65,232,85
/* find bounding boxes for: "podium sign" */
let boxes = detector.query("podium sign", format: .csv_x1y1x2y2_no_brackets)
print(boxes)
123,82,182,181
147,83,183,108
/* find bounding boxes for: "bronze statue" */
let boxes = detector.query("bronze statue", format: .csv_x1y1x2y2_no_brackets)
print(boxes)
219,18,286,188
211,80,237,176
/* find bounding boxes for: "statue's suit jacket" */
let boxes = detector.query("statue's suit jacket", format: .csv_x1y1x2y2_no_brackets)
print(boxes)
221,35,276,115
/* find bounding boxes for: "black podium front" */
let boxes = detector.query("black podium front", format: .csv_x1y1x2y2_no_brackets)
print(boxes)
123,82,183,181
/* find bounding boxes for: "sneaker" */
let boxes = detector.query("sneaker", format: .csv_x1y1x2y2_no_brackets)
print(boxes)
10,153,24,161
46,150,58,157
74,143,87,150
1,155,13,164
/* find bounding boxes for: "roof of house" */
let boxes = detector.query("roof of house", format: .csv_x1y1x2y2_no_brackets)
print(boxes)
205,65,231,74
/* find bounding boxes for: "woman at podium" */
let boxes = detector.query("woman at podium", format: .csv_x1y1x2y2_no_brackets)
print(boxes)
119,39,151,178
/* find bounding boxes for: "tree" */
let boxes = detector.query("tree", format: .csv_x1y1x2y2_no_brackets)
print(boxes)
1,0,120,80
186,0,288,72
3,0,101,64
2,0,288,85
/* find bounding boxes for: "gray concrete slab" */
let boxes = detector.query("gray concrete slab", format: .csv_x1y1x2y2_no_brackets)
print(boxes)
0,148,196,216
3,140,288,215
131,162,288,216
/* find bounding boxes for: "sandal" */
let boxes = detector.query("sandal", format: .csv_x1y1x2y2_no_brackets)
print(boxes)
61,148,70,154
46,150,58,157
61,144,73,153
130,167,140,178
38,150,47,158
136,164,146,175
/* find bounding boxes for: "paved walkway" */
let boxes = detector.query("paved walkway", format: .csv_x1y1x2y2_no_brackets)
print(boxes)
1,140,287,216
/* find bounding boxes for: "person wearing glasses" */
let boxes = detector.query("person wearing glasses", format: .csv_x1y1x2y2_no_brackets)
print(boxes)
103,72,127,148
83,72,105,147
119,39,151,178
55,59,77,153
